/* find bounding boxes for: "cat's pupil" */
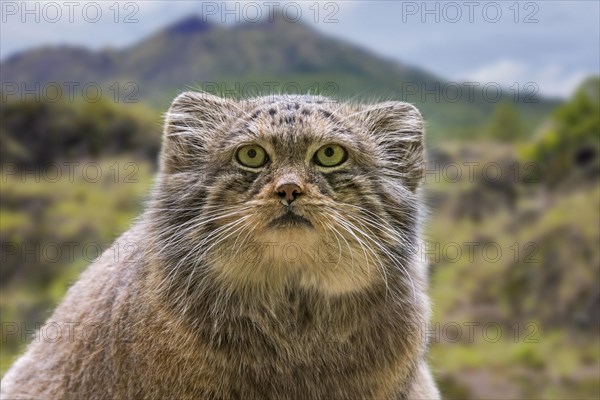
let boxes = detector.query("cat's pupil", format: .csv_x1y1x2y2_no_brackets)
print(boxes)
247,149,257,158
324,147,334,157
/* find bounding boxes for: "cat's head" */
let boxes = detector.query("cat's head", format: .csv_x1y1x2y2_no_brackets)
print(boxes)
152,92,425,295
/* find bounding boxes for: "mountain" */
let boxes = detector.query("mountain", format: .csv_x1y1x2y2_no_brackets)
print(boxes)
0,15,559,137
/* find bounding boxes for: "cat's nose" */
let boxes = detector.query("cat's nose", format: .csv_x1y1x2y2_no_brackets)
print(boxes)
277,183,302,205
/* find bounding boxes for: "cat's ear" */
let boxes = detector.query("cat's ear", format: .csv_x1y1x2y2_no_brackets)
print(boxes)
360,102,425,191
161,92,238,173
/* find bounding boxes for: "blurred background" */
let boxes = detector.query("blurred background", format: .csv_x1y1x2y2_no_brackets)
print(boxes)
1,1,598,398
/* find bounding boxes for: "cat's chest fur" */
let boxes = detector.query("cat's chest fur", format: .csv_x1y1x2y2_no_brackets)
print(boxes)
123,274,423,400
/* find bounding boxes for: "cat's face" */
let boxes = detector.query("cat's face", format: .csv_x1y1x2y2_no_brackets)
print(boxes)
155,93,424,295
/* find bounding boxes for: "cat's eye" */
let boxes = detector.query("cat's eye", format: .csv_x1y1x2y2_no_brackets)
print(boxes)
314,144,347,167
236,144,268,168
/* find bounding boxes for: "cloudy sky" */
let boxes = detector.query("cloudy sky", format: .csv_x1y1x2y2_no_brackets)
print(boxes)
1,0,598,98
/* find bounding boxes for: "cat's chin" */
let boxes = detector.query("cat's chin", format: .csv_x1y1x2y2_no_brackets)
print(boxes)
206,223,379,296
205,209,380,295
267,212,314,230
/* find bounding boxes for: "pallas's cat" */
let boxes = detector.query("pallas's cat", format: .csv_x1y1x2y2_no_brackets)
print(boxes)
1,93,439,400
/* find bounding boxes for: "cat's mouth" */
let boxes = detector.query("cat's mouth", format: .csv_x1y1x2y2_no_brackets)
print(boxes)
268,210,313,229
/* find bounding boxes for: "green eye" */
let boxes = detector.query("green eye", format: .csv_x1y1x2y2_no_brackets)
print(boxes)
236,144,268,168
314,144,347,167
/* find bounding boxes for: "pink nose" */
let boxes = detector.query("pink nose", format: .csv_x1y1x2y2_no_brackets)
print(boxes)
277,183,302,205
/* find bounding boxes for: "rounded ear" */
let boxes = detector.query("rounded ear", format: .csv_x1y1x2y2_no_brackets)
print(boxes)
359,102,425,191
161,92,238,173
